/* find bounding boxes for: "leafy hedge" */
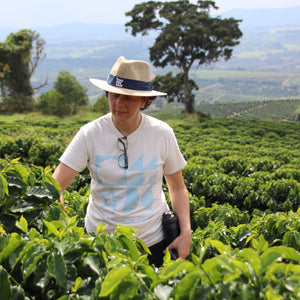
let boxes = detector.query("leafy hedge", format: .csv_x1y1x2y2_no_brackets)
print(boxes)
0,117,299,299
0,159,299,299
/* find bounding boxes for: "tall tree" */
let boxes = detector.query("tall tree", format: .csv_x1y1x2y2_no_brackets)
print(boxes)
125,0,243,113
0,29,46,113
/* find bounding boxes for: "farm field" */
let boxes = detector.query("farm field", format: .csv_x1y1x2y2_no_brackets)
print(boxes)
0,113,299,299
190,70,300,104
195,98,300,121
149,98,300,122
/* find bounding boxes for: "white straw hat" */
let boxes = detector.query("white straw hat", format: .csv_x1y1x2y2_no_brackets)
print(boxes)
89,56,167,97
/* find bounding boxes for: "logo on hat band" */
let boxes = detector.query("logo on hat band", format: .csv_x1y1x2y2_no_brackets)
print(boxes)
107,73,152,91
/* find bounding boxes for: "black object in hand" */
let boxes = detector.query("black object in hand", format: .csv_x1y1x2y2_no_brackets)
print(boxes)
162,211,180,245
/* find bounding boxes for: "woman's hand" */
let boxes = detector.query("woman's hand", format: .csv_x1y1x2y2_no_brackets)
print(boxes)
164,170,191,260
167,231,191,259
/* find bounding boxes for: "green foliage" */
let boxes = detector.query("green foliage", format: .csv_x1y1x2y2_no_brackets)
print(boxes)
125,0,242,113
36,89,62,115
0,29,46,113
0,158,60,233
36,70,88,116
152,72,199,110
178,118,300,214
91,94,110,115
0,135,63,168
0,115,299,299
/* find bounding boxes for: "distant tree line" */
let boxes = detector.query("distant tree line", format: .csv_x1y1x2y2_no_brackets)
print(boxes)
0,29,107,117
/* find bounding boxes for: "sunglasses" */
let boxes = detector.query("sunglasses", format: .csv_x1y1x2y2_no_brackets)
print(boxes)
117,137,128,169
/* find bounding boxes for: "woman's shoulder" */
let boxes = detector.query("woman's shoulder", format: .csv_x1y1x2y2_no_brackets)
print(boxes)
143,114,172,131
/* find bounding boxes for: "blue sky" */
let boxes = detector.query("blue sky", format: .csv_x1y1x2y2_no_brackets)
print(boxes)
1,0,300,28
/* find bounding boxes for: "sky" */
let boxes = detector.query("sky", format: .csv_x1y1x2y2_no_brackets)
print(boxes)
1,0,300,28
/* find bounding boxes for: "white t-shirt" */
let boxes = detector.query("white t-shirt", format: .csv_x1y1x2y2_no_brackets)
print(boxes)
59,113,186,246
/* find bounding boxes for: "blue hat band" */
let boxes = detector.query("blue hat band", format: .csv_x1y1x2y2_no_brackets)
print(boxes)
107,73,152,91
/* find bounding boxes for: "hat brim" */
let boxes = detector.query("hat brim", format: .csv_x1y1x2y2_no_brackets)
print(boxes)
89,78,167,97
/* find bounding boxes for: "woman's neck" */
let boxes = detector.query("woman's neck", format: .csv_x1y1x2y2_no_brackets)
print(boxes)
112,113,142,137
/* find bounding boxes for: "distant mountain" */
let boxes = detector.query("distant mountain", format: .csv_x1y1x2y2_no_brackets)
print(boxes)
1,6,300,41
33,23,130,42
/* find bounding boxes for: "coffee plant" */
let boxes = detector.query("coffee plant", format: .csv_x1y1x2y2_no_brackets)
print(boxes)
0,116,299,299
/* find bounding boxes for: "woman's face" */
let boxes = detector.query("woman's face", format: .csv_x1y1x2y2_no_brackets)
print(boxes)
108,92,147,123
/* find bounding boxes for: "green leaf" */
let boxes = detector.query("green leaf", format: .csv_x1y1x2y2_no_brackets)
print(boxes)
251,235,268,253
162,247,172,265
152,260,195,287
201,257,223,284
16,215,28,233
266,289,284,300
271,246,300,262
5,176,26,190
72,277,84,293
230,259,253,281
115,225,138,239
13,164,29,184
45,174,61,193
118,235,140,261
260,249,282,271
197,237,212,265
27,172,36,186
0,266,12,300
32,260,50,289
0,173,9,200
211,240,231,256
216,256,236,274
47,252,67,288
9,200,35,213
26,186,53,199
191,253,200,265
43,181,60,200
0,233,23,265
262,246,300,269
236,248,261,277
44,221,60,238
96,222,108,234
65,261,77,292
174,270,202,300
84,255,101,276
154,284,173,300
99,265,132,297
20,242,48,280
11,158,21,164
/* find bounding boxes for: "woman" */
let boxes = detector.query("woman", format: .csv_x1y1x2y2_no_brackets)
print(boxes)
52,56,191,267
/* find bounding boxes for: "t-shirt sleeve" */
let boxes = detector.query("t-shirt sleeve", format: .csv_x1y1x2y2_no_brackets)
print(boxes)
163,128,187,175
59,128,89,172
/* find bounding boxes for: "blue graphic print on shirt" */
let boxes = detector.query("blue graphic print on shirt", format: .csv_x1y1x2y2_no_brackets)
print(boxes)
94,155,158,218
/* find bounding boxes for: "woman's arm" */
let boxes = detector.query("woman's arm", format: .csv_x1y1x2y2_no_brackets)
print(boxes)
52,162,78,203
164,170,191,259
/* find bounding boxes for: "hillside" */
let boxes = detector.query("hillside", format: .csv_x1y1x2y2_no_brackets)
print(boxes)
147,99,300,122
195,99,300,121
